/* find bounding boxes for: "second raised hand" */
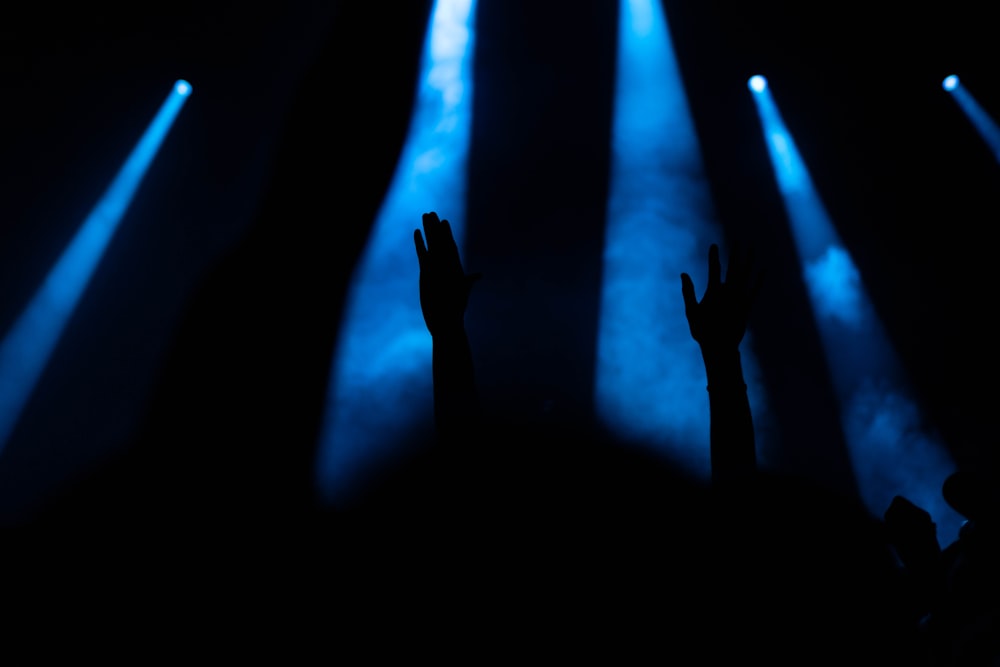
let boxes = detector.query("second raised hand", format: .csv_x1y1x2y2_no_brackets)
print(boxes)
414,212,481,337
680,243,762,351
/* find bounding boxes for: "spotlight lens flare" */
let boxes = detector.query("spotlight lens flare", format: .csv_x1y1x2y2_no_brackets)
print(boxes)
175,80,191,96
748,75,767,93
942,75,959,92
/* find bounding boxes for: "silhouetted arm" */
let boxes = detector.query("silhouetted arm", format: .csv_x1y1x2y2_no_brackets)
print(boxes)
681,244,761,485
414,211,481,445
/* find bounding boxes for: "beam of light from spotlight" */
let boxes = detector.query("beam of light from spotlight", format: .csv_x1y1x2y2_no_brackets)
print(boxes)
943,75,1000,163
316,0,477,506
594,0,769,479
749,77,963,544
0,80,192,457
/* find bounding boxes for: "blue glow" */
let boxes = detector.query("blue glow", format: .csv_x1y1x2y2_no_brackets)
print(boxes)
804,245,864,329
0,80,192,455
843,380,959,545
316,0,477,505
751,84,837,255
175,80,191,96
750,82,962,544
945,78,1000,163
942,75,959,92
594,0,769,478
748,75,767,93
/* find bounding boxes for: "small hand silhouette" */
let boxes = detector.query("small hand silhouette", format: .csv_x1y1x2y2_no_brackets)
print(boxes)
885,495,935,530
884,495,942,586
680,243,761,351
414,211,481,336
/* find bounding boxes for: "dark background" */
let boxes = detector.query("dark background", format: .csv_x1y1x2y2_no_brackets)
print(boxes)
0,0,997,528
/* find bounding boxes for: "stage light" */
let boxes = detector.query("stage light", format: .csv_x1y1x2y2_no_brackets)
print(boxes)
0,80,192,455
175,80,191,96
316,0,478,506
943,77,1000,163
749,80,962,544
748,75,767,93
594,0,768,478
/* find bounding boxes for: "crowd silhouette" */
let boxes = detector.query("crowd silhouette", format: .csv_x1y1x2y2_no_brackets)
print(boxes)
29,211,992,662
6,204,998,661
2,8,997,663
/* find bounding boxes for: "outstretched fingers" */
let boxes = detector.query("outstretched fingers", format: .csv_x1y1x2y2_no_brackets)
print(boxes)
419,212,474,282
414,228,428,267
417,211,443,267
421,211,441,248
421,211,458,250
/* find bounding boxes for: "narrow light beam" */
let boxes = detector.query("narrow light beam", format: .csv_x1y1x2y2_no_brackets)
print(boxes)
0,80,192,455
750,80,963,544
316,0,477,505
943,75,1000,163
595,0,768,478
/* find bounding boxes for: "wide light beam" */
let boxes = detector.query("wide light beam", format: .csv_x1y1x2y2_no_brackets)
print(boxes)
594,1,768,478
316,0,478,506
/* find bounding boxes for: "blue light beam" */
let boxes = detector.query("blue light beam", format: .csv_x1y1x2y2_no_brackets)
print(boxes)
0,80,192,455
943,75,1000,163
594,0,769,478
749,79,963,544
316,0,477,505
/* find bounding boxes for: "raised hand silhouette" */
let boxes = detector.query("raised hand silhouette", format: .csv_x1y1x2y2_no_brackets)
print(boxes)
885,495,942,567
680,243,761,352
681,243,762,484
413,211,481,446
414,211,481,337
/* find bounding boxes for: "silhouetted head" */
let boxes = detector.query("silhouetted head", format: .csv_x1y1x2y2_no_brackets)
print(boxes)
943,470,999,524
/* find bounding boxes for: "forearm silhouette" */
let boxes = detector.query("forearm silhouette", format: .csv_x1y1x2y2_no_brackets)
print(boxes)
414,211,481,446
681,243,761,485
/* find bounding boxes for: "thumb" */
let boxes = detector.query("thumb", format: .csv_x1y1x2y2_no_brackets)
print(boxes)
680,273,697,313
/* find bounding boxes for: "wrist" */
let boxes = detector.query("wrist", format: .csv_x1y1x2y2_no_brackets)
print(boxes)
701,347,746,391
431,323,467,341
